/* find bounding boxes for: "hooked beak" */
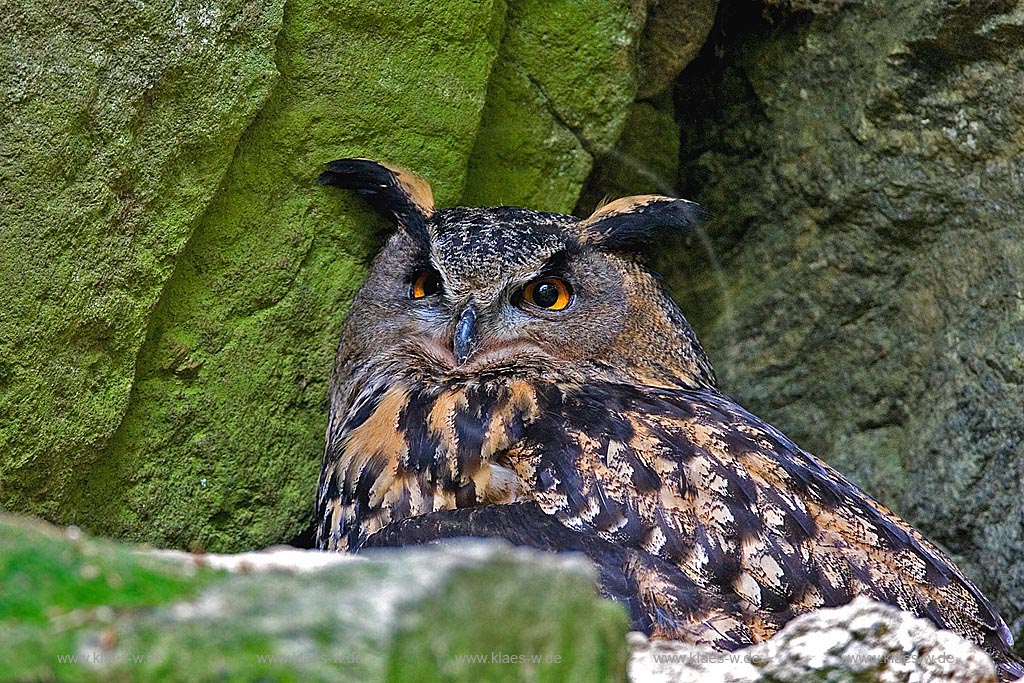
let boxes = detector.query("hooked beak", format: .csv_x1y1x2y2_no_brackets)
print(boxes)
453,301,479,365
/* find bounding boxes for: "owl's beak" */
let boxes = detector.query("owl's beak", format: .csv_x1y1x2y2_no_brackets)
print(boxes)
453,301,479,365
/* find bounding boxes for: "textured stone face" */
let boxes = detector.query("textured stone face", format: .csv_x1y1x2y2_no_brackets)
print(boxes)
461,0,648,214
630,596,998,683
59,0,510,552
665,0,1024,632
0,0,286,528
636,0,718,99
0,514,630,682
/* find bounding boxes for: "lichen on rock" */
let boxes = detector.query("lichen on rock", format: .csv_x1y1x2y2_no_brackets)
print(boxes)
629,597,998,683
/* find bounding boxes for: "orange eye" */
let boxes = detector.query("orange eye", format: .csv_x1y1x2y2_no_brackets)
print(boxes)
521,278,572,311
411,269,442,299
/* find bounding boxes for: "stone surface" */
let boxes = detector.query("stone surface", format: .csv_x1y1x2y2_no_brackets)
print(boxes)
659,0,1024,633
65,0,508,553
576,96,682,214
629,597,998,683
1,0,284,530
636,0,719,99
1,0,508,551
462,0,647,213
0,513,630,682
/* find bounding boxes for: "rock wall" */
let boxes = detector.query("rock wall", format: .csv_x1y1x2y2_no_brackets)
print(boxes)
654,0,1024,633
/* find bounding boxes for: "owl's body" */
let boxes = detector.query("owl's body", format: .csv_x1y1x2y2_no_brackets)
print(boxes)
315,159,1022,679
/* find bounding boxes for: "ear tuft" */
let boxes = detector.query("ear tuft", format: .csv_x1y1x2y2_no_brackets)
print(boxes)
579,195,707,251
318,158,435,239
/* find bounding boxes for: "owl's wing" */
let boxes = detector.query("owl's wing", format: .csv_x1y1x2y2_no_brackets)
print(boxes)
515,382,1014,655
359,500,754,649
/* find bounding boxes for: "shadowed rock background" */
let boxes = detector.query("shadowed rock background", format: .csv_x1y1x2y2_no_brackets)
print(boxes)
2,0,1022,651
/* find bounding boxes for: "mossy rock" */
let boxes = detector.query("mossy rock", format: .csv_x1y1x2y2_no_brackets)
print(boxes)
0,514,629,683
463,0,647,213
1,0,647,551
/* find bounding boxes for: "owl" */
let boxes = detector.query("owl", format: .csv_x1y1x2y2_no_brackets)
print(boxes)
314,158,1022,680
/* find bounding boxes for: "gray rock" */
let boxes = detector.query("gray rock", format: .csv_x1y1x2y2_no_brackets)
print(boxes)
663,0,1024,634
636,0,719,99
577,97,682,214
0,513,630,682
629,596,998,683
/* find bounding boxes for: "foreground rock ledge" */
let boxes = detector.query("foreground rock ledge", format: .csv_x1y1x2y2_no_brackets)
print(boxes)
630,596,998,683
0,514,1004,682
0,514,628,682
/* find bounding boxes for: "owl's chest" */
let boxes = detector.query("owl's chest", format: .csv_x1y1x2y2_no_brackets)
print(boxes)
320,377,555,548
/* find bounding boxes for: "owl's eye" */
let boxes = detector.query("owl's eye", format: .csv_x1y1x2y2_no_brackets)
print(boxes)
519,277,573,311
410,269,442,299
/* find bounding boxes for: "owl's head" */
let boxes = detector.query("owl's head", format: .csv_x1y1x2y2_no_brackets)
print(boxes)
320,159,717,390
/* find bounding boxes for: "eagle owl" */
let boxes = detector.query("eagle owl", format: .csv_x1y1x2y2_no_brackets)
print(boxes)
314,158,1022,679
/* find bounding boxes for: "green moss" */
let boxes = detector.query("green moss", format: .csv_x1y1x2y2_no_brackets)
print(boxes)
386,558,629,683
54,0,509,552
0,0,285,532
0,518,202,624
462,0,646,213
0,515,213,681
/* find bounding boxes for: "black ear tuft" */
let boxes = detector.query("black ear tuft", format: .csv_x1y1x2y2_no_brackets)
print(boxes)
578,195,708,251
318,158,435,240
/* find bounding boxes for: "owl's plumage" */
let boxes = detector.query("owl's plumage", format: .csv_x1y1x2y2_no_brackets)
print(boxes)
315,158,1022,679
